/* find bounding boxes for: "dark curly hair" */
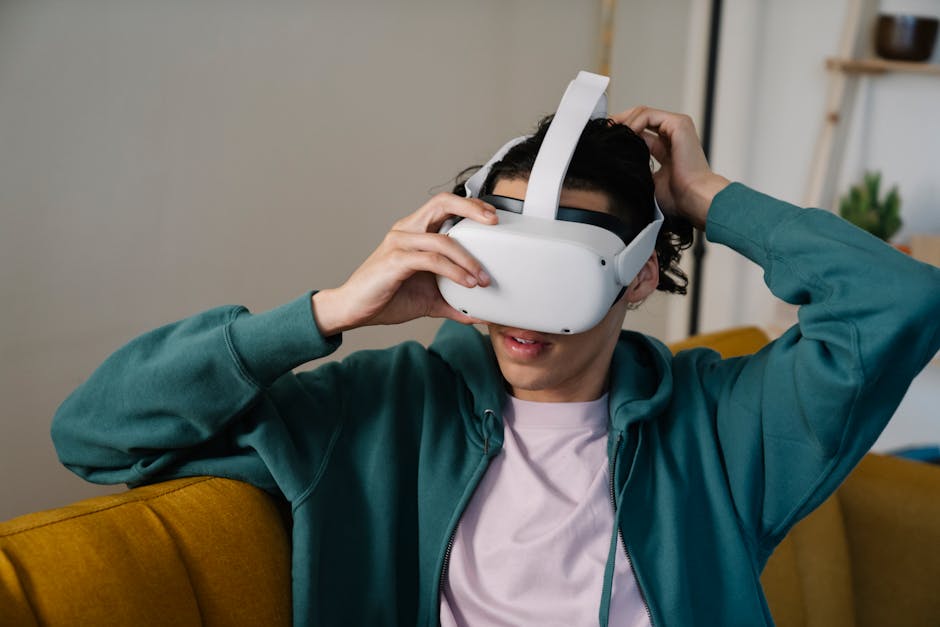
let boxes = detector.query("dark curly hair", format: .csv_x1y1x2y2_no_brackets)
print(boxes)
453,115,692,295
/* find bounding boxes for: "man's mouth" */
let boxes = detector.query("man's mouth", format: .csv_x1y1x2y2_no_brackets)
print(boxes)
500,330,552,359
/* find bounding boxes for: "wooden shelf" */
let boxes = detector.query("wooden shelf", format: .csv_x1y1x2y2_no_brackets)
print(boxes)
826,57,940,76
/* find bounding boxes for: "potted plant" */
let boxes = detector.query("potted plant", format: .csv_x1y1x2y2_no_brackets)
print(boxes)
838,171,903,242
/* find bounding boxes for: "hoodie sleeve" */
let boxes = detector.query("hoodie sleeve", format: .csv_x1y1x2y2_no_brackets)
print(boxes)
51,292,346,501
698,183,940,553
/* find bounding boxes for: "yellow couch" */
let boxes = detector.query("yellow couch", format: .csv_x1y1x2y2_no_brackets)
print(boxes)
3,327,939,626
0,477,291,626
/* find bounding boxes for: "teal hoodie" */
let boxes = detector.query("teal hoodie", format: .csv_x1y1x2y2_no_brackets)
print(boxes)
52,184,940,626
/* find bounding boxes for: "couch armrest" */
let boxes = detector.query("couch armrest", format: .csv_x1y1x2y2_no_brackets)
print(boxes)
0,477,291,627
668,326,771,358
838,453,940,627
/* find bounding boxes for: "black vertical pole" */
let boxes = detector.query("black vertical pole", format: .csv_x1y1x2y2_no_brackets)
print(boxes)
688,0,723,336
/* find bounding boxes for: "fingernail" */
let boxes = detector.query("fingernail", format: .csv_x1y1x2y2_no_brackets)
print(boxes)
478,270,490,284
484,209,496,219
466,275,478,287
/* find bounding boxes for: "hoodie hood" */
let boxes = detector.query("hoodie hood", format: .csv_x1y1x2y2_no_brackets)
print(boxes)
428,320,674,432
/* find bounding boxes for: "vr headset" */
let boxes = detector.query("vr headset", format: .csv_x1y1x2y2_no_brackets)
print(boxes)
437,71,664,335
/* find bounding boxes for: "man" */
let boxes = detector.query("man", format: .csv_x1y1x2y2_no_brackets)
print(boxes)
52,106,940,626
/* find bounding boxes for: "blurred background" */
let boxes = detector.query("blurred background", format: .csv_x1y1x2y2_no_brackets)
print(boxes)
2,0,939,521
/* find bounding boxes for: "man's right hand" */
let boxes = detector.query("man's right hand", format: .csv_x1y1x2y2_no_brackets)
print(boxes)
311,193,497,336
611,106,730,230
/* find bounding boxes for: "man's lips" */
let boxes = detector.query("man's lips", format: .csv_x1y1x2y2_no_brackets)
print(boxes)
501,328,551,343
499,329,552,358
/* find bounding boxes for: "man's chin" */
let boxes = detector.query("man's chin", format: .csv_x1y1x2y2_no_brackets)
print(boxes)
496,362,554,394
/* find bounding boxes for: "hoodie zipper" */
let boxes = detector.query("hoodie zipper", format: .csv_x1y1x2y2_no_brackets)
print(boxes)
608,432,655,627
437,414,496,613
438,531,457,598
608,433,622,518
437,435,488,599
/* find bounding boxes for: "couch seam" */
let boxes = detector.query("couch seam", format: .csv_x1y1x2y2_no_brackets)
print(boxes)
0,547,42,626
0,477,217,538
142,503,206,624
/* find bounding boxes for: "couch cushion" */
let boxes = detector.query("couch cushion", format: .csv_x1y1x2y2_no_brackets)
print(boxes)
761,494,856,627
0,477,291,627
840,454,940,627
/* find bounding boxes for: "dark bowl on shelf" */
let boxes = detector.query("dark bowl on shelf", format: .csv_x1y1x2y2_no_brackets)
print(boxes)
875,14,939,62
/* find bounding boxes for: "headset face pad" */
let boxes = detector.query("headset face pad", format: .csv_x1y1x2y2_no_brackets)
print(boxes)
480,194,644,246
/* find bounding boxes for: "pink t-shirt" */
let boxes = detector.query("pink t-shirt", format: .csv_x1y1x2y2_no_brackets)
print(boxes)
440,394,651,626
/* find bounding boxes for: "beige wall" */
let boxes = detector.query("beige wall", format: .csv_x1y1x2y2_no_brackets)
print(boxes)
0,0,692,521
696,0,940,335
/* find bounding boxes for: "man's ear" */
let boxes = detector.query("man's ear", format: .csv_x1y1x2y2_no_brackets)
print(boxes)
625,253,659,304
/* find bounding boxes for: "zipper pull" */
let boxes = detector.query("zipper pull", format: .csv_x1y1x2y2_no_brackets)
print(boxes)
481,409,498,456
609,432,624,511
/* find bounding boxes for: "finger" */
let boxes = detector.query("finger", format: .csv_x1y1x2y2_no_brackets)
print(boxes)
624,108,665,135
397,193,498,233
616,105,660,132
423,195,499,232
428,299,486,325
623,107,691,140
392,249,482,288
387,231,491,285
611,105,667,128
640,129,669,164
609,106,642,125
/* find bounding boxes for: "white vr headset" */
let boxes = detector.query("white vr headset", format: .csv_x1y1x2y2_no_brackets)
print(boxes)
437,71,664,335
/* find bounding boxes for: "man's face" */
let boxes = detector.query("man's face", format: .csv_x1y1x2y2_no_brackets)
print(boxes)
485,178,658,403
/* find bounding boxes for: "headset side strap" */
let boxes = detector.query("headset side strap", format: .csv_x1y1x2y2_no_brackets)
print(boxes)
614,200,665,286
463,135,529,198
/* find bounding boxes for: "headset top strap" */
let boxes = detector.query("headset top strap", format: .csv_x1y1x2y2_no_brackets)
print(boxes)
523,71,609,219
464,71,608,203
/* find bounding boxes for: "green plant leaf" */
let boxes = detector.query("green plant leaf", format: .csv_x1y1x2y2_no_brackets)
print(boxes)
837,170,902,241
